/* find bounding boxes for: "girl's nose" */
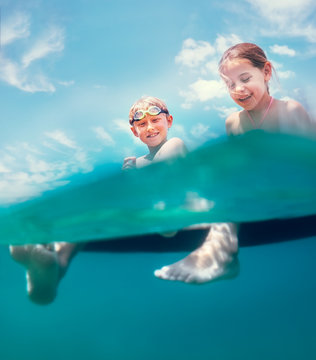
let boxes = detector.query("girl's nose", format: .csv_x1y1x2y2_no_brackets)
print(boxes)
235,83,245,92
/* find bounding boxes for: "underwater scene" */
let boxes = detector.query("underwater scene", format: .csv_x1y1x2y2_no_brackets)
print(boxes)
0,132,315,360
1,1,316,358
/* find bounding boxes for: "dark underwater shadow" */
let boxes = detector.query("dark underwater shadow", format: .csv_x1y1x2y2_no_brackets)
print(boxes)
83,215,316,253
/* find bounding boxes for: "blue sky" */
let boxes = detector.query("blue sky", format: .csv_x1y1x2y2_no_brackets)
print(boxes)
0,0,315,204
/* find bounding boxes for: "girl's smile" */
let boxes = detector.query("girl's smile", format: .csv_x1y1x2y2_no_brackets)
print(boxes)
221,59,271,112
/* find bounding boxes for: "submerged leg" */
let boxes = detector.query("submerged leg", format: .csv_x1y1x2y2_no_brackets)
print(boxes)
10,242,83,305
154,223,239,283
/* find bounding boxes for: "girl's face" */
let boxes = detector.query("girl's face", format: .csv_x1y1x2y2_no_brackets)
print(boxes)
221,59,272,111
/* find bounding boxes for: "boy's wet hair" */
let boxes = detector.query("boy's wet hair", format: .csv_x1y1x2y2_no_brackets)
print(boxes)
129,96,169,125
218,42,268,74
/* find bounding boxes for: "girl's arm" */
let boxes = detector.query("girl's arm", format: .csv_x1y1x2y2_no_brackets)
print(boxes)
286,100,316,136
225,112,243,136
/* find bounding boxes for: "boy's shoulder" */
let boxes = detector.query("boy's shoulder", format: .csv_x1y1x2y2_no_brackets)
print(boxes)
135,137,187,168
154,137,187,162
164,137,187,149
135,154,151,168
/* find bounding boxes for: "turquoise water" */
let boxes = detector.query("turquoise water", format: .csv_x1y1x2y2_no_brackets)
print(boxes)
0,234,315,359
0,132,316,245
0,131,315,359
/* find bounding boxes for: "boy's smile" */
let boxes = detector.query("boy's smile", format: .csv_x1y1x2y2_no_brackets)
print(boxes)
131,112,173,148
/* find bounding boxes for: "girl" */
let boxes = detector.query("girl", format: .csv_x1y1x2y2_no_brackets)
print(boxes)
219,42,315,136
155,43,315,284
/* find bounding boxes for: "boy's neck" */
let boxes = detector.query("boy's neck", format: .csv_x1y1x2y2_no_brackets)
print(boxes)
147,138,168,160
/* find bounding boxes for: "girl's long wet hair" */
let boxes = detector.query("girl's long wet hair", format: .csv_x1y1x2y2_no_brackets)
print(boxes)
218,43,268,73
218,43,275,94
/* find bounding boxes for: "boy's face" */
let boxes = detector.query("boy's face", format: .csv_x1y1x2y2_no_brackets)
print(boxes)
131,111,173,148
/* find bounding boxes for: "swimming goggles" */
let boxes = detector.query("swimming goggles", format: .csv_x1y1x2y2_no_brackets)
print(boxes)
132,106,168,123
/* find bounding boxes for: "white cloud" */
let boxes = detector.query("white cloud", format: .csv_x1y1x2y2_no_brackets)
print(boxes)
214,105,239,119
45,130,77,149
0,132,96,205
0,12,65,92
26,155,52,173
181,103,192,110
280,96,294,102
0,55,56,92
114,119,132,134
175,34,242,107
191,123,210,137
175,38,215,68
215,34,243,54
247,0,313,23
170,124,187,139
190,123,219,140
0,168,71,205
180,79,226,107
175,34,242,73
113,119,142,146
0,163,11,173
22,27,65,68
277,70,295,79
93,84,107,89
270,45,296,57
93,126,115,146
204,60,220,76
247,0,316,42
58,80,75,87
1,12,30,46
190,79,226,101
72,150,93,173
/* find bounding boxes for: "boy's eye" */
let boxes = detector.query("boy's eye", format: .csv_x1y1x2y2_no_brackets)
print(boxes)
139,122,146,127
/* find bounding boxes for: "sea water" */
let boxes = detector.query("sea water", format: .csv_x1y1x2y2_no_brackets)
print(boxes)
0,132,315,359
0,131,316,245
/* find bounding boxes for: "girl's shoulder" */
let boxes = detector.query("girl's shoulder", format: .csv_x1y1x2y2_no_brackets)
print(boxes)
275,98,310,120
276,98,305,112
225,110,244,135
274,98,315,135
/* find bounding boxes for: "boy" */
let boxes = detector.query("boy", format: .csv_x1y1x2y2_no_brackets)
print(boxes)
9,96,187,305
126,96,238,284
122,96,187,169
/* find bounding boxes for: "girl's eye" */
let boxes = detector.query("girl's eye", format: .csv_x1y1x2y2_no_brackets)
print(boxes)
139,122,146,127
241,77,251,83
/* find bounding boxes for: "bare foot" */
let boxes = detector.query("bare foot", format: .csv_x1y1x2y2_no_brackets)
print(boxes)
154,223,239,283
10,244,60,305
